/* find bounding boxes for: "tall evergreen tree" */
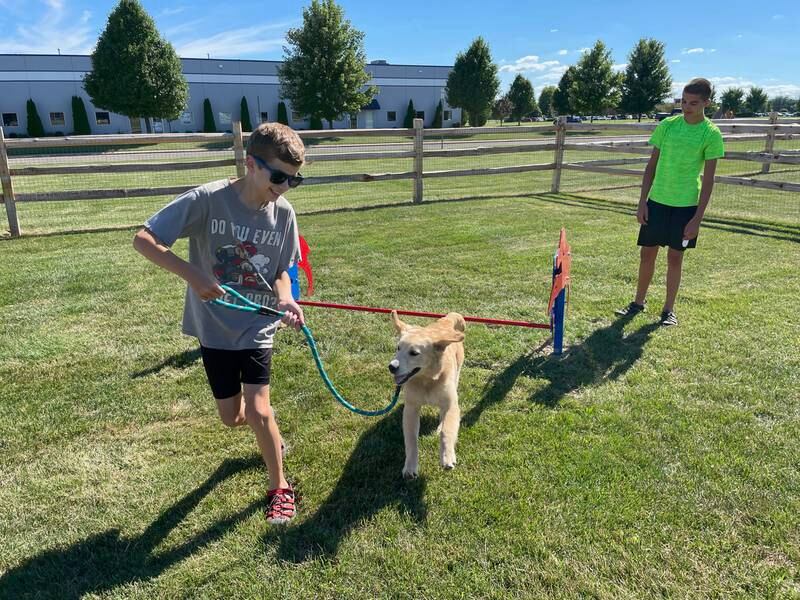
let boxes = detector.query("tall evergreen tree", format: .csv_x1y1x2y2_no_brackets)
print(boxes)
278,0,376,129
71,96,91,135
240,97,253,131
552,67,576,116
203,99,216,133
508,74,535,123
745,87,768,114
538,86,557,117
570,41,621,121
83,0,188,133
26,99,45,137
277,101,289,125
720,88,745,114
403,99,416,128
432,100,444,129
445,37,500,128
620,38,672,121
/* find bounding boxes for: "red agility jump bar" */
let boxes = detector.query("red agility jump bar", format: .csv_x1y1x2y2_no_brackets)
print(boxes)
297,299,551,330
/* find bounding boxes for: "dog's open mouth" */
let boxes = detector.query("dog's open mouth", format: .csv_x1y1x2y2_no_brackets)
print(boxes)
394,367,420,386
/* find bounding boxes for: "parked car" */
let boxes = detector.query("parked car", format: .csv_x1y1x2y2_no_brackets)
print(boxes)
553,115,582,124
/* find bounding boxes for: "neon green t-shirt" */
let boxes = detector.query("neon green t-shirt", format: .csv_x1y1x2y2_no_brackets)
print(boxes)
648,115,725,207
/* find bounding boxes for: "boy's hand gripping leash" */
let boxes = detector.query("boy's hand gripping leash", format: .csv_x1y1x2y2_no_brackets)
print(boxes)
212,285,401,417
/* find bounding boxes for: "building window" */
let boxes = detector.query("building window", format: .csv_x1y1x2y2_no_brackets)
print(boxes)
49,112,66,126
180,111,192,124
218,112,232,126
260,111,269,123
3,113,19,127
95,111,111,125
386,111,397,122
415,111,425,120
291,111,304,121
443,110,452,121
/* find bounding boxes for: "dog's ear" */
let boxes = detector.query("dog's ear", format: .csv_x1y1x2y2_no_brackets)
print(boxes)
444,312,466,332
391,310,408,333
433,329,464,351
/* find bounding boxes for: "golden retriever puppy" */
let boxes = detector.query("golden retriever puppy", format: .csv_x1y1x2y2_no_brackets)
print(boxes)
388,310,465,479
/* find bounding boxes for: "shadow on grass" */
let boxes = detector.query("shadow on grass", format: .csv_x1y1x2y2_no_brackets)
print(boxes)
534,192,800,244
0,457,263,600
269,407,428,563
131,348,202,378
463,314,660,425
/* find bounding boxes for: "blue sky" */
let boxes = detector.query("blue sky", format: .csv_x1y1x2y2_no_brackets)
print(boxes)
1,0,798,98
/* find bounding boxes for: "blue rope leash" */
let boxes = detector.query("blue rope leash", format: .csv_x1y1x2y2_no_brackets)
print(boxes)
212,285,401,417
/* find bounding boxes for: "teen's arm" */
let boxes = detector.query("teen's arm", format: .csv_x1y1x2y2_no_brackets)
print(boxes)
637,147,660,224
273,270,305,329
683,159,718,240
133,228,225,301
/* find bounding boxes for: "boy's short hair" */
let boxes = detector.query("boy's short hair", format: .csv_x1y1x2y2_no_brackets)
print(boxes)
246,122,305,167
683,78,713,100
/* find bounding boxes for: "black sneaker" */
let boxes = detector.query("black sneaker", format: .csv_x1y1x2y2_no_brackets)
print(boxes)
659,310,678,326
615,301,646,316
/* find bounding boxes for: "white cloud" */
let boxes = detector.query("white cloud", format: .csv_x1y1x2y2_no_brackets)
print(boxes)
160,6,186,17
558,49,568,55
682,47,705,54
0,0,94,54
709,48,717,53
772,14,784,19
671,59,681,63
499,55,562,73
173,24,289,58
579,47,590,54
736,34,743,38
612,63,627,72
550,29,558,33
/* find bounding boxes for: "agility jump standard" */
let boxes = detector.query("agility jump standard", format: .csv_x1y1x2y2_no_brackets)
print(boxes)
291,229,572,355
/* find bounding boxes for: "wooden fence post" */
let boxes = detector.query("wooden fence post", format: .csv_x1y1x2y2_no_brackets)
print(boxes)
0,127,21,237
413,118,424,203
551,116,567,193
232,120,246,178
761,112,778,174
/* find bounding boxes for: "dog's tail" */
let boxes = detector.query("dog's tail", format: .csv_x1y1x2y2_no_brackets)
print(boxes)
446,312,466,332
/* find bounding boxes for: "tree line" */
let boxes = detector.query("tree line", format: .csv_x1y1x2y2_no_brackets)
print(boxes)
13,0,799,136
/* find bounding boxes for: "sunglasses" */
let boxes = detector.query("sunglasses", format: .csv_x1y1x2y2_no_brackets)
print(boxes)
251,155,304,188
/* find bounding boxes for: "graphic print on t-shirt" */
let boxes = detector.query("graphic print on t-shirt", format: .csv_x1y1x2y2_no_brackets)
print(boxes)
212,242,268,288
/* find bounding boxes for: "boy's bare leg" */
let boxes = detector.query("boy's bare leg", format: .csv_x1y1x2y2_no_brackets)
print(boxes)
242,383,289,491
217,385,289,491
216,394,246,427
634,245,660,305
664,248,684,312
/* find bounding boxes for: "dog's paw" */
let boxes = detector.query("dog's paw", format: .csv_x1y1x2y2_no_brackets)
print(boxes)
441,455,457,470
402,467,419,480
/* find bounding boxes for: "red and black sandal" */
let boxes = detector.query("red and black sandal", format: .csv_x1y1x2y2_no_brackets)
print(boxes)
266,487,296,525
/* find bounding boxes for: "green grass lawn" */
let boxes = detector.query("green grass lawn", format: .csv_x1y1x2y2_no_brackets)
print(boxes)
1,191,799,599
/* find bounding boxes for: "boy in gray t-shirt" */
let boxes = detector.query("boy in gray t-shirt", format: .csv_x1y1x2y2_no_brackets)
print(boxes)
134,123,306,525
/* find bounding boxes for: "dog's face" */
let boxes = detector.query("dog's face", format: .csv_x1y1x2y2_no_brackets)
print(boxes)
388,311,465,385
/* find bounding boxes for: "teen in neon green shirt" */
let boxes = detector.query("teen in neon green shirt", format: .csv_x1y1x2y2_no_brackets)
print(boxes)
615,78,725,326
649,114,725,206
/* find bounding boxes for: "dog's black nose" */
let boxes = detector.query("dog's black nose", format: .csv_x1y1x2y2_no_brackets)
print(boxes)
388,359,399,373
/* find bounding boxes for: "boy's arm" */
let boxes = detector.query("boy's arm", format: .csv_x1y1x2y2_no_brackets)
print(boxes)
273,270,305,329
683,159,718,240
637,148,660,224
133,228,225,301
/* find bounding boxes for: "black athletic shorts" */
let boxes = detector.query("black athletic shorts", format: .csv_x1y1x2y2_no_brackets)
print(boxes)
199,346,273,399
637,199,698,251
